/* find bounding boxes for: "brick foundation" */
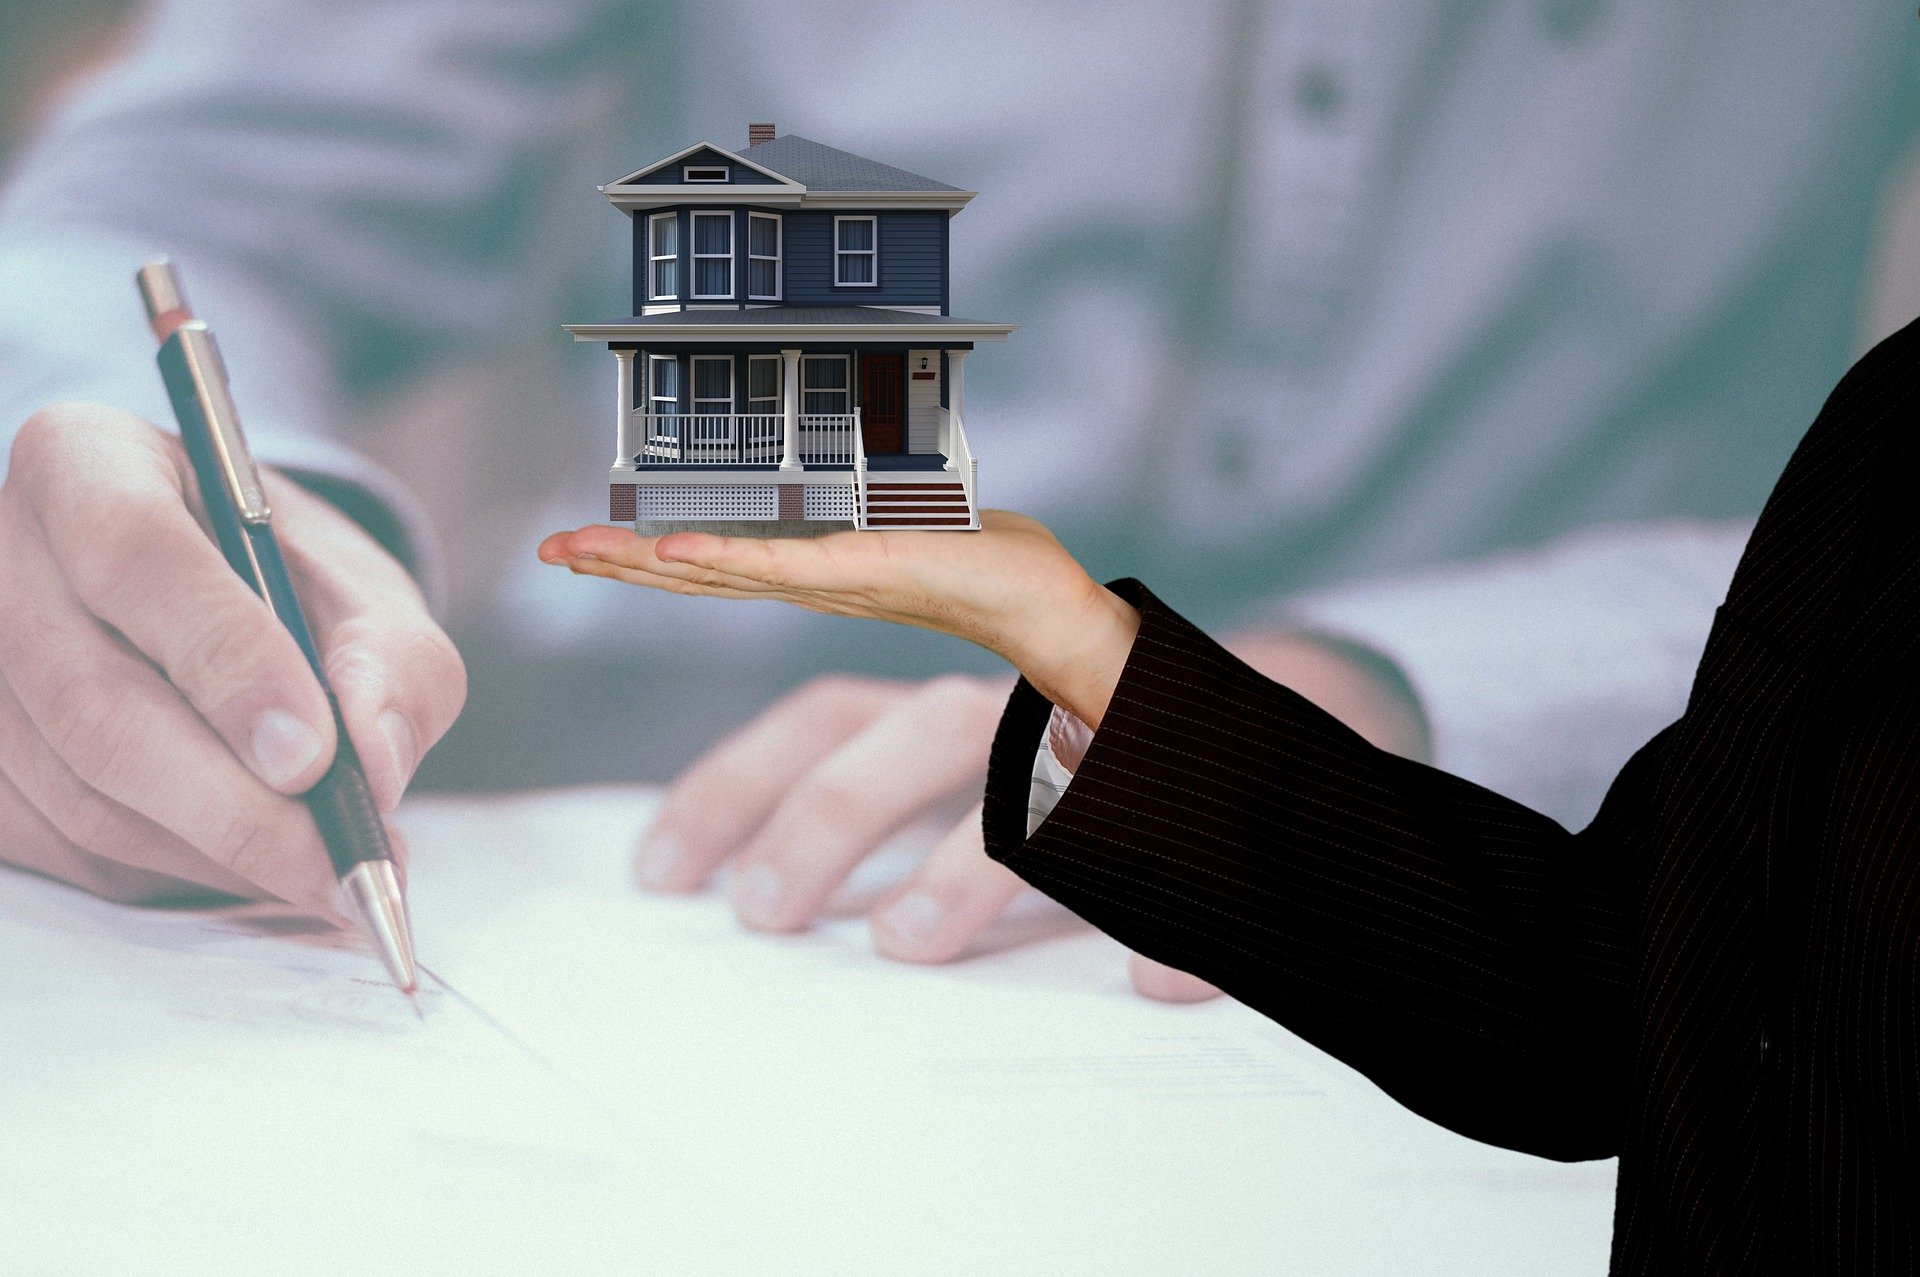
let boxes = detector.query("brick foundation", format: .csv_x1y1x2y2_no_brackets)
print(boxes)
609,483,637,522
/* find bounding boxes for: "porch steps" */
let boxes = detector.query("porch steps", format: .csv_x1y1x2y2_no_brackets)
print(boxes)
860,479,975,530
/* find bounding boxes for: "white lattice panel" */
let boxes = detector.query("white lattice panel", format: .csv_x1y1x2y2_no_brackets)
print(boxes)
634,485,777,520
804,485,857,520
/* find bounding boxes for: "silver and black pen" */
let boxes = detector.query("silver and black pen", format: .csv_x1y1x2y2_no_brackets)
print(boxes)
136,258,420,1008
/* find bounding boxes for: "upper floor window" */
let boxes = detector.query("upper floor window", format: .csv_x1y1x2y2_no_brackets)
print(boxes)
648,212,678,299
683,165,729,182
748,213,782,300
834,216,878,287
691,211,734,298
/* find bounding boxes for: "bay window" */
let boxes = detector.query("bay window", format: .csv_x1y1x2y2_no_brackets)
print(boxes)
648,213,678,299
691,211,734,298
748,212,782,300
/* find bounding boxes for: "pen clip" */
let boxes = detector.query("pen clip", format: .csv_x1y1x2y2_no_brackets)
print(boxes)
173,322,272,522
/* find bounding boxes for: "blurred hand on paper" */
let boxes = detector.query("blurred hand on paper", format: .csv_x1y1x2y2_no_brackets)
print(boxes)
0,406,465,914
541,514,1426,1002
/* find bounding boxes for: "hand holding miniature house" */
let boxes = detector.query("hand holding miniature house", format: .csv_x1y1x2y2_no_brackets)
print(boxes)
567,124,1015,534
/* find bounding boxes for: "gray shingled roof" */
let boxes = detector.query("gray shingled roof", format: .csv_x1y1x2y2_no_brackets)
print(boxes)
603,307,997,327
745,134,963,193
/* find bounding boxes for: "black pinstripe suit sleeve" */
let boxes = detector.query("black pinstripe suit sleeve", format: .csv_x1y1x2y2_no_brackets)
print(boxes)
982,582,1670,1162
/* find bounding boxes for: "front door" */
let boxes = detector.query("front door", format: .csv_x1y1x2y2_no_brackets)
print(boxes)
859,353,906,454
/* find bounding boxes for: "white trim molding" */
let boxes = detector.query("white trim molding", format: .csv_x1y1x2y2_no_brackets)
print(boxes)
793,191,976,210
568,319,1017,342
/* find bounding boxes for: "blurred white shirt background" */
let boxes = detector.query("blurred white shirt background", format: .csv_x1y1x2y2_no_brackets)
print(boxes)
0,0,1915,826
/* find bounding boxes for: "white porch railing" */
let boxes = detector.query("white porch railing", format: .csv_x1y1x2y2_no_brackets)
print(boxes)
638,412,861,466
852,414,870,528
938,406,980,528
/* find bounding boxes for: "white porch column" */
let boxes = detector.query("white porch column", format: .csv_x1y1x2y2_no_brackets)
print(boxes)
612,347,637,467
944,348,968,471
779,347,802,471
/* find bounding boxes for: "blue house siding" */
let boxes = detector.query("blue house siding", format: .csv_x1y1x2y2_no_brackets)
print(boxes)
630,207,949,311
781,211,946,309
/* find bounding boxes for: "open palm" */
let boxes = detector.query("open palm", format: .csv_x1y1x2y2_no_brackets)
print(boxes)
539,511,1132,708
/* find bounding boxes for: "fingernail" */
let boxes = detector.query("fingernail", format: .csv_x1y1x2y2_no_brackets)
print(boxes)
635,833,684,889
878,890,946,948
731,864,785,929
377,709,418,812
252,709,324,788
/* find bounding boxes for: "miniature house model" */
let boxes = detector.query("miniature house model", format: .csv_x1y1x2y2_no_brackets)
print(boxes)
567,124,1015,533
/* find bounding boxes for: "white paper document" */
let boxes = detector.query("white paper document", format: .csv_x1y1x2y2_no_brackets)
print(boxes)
0,787,1617,1275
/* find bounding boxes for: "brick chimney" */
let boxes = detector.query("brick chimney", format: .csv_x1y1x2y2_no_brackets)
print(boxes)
747,122,776,147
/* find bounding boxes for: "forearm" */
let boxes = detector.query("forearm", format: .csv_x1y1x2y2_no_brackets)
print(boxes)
987,579,1658,1160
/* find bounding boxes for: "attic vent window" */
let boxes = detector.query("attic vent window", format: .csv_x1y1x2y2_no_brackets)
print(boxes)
683,165,729,183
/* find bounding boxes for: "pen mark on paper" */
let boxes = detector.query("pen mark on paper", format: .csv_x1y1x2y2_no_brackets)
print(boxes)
420,962,639,1134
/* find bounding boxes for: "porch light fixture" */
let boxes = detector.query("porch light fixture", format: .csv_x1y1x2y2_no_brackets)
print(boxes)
919,356,929,370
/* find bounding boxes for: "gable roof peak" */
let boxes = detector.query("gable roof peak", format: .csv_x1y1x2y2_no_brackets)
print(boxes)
604,139,799,190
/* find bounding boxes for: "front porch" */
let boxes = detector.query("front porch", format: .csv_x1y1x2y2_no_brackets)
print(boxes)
608,343,975,473
566,307,1013,531
603,342,979,530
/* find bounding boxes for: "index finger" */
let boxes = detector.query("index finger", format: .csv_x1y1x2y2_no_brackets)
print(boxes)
19,412,337,793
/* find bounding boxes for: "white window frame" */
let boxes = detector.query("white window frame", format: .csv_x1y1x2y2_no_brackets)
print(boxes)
833,215,879,288
690,210,735,299
746,354,782,415
682,164,729,183
648,212,678,300
747,212,783,301
648,354,680,418
801,355,851,416
691,355,734,417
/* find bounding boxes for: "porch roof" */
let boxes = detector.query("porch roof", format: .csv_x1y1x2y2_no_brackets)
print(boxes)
565,307,1016,343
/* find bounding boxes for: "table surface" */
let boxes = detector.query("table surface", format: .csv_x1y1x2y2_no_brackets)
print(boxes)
0,786,1618,1276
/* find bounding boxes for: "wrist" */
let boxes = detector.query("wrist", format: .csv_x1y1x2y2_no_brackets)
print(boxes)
1002,577,1140,729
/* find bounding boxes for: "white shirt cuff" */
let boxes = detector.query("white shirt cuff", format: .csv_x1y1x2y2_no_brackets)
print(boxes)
1026,704,1095,837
